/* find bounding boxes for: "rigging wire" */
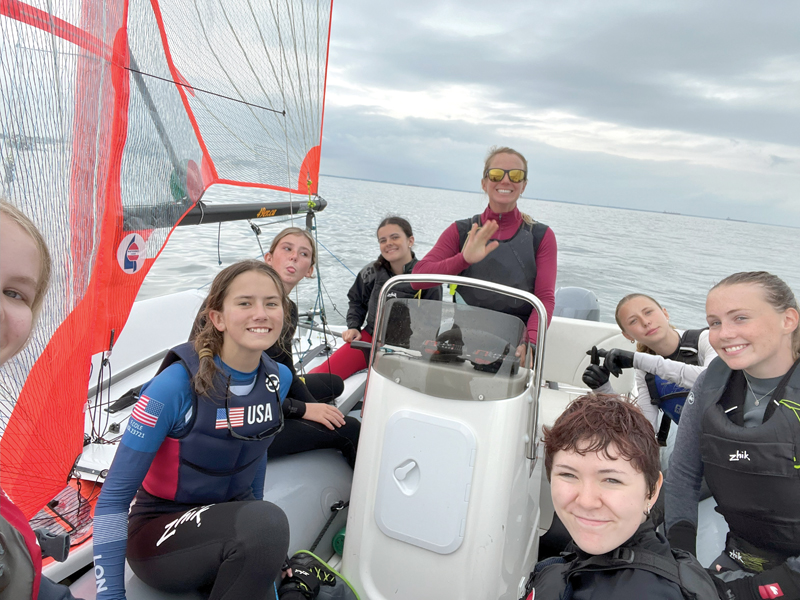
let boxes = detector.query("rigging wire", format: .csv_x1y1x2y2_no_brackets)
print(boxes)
316,239,357,277
122,69,285,115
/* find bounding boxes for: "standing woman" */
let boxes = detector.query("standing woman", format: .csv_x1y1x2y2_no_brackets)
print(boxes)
582,294,718,445
665,272,800,600
309,216,442,380
93,261,292,600
413,146,557,348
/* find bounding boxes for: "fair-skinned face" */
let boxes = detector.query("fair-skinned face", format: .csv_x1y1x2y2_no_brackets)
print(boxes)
209,271,284,372
480,153,528,214
618,296,680,356
377,224,414,273
264,233,315,294
0,216,42,366
706,283,799,379
550,443,661,556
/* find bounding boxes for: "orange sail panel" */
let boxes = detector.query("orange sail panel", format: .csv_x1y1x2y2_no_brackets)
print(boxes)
0,0,333,517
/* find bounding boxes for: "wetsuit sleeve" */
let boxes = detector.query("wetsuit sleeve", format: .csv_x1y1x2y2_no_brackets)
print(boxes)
92,364,192,600
526,227,557,343
664,369,708,554
634,349,710,391
411,223,470,289
280,365,316,419
345,265,373,331
632,368,659,429
278,363,291,402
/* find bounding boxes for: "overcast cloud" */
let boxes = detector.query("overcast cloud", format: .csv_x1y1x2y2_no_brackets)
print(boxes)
320,0,800,226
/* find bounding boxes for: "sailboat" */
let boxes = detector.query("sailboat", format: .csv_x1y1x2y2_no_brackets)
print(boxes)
0,1,727,599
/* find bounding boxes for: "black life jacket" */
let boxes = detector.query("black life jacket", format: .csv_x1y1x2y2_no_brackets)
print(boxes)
698,356,800,560
141,342,285,504
644,328,706,445
454,214,549,322
523,545,717,600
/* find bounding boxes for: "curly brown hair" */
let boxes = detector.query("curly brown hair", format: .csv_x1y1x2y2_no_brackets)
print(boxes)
543,394,661,497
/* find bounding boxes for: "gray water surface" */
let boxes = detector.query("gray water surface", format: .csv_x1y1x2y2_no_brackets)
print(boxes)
140,175,800,331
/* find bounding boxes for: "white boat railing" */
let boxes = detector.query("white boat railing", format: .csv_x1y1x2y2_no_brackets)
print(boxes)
373,274,547,462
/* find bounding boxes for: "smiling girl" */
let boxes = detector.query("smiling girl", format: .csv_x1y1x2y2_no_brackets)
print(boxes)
665,272,800,600
93,260,293,600
309,216,441,380
0,200,81,600
524,394,716,600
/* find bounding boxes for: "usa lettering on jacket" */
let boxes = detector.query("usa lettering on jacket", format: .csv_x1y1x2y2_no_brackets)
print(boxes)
247,403,274,425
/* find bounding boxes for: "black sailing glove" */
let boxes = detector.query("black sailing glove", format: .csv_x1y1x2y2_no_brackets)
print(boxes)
582,365,611,389
598,348,635,377
582,347,610,389
709,564,800,600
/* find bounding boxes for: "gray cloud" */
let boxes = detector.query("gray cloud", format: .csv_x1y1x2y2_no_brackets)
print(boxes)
322,0,800,225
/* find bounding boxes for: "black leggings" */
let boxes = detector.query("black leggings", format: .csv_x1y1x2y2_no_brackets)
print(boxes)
269,371,359,468
267,416,360,468
127,501,289,600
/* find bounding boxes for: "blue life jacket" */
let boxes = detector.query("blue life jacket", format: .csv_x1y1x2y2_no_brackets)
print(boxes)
141,342,284,504
645,329,705,445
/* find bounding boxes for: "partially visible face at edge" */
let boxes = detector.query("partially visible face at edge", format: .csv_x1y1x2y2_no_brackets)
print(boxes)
706,282,799,379
265,233,315,293
481,152,527,213
617,296,671,348
550,443,660,556
0,215,42,366
377,223,414,266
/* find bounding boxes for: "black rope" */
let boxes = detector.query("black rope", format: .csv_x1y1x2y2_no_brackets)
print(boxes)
309,500,349,553
123,67,285,115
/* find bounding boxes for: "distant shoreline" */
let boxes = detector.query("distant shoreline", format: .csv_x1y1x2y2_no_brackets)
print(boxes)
320,173,798,230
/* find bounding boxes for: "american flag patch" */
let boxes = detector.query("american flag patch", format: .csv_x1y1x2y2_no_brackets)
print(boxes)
215,407,244,429
131,395,164,428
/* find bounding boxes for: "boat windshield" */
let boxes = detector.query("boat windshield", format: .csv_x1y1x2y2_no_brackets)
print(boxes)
372,297,530,401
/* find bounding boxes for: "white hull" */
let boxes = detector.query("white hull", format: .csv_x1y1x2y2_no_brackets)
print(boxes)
54,283,726,599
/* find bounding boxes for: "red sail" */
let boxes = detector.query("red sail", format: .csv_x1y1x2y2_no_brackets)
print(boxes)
0,0,333,517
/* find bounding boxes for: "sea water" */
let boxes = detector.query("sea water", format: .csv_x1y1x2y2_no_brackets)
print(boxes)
140,175,800,331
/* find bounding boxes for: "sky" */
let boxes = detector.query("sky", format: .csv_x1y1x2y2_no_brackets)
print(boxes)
319,0,800,227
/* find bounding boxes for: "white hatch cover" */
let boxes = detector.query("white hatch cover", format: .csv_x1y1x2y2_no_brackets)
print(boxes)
374,410,477,554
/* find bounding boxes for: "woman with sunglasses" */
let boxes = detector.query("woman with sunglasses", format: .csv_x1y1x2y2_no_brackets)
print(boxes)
665,272,800,600
93,260,292,600
413,146,557,349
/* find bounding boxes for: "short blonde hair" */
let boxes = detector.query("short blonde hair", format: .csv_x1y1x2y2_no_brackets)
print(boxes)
0,199,52,324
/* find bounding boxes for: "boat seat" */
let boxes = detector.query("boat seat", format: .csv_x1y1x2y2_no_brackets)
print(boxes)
69,450,352,599
541,316,635,394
